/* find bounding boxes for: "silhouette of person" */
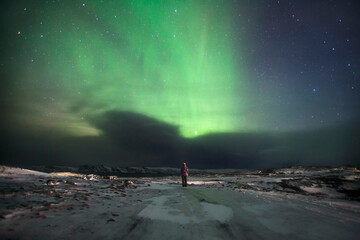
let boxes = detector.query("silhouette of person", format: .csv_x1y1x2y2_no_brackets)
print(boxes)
181,163,189,187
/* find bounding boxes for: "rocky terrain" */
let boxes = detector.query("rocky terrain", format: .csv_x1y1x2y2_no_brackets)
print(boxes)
0,165,359,239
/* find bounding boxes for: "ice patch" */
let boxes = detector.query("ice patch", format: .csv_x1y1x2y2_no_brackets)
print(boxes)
201,202,233,222
138,195,197,224
256,217,292,234
138,195,233,224
242,203,291,234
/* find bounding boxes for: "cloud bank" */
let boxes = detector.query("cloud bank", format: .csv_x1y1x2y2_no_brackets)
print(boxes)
1,111,359,169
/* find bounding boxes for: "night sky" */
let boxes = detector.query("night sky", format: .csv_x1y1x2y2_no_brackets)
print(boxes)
1,1,359,168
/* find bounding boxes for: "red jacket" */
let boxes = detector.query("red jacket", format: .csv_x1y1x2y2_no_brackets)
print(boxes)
181,166,189,176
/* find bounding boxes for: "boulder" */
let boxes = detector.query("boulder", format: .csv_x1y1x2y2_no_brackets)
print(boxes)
46,180,57,185
65,179,75,185
124,180,133,186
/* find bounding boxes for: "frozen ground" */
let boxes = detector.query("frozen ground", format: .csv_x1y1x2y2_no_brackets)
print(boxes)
0,165,359,239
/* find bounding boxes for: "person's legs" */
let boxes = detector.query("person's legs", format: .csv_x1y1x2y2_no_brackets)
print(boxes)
181,176,185,187
184,176,187,187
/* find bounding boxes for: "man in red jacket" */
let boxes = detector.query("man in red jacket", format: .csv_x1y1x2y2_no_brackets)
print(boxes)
181,163,189,187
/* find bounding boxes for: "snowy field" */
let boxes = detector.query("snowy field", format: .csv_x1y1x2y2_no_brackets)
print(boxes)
0,165,359,239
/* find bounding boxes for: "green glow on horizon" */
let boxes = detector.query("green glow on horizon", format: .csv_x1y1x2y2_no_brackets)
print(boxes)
13,1,249,138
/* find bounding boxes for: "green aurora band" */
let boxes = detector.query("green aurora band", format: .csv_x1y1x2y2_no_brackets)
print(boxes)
9,1,250,138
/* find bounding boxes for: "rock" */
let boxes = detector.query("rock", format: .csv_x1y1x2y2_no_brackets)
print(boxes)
108,184,117,190
47,180,57,185
85,174,97,180
107,218,115,223
45,202,53,207
124,180,133,186
65,179,75,185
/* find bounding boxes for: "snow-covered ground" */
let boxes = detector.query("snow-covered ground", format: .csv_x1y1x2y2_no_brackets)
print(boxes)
0,165,359,239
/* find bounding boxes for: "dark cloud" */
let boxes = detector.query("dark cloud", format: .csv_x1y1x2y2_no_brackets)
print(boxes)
1,111,359,169
91,111,182,154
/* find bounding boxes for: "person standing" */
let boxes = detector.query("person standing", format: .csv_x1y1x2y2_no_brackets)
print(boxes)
181,163,189,187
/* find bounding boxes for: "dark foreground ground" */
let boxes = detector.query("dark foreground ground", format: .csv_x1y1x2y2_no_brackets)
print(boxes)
0,166,359,239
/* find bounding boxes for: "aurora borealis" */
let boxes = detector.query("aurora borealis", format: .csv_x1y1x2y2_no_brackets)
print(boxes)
1,1,360,168
2,0,249,138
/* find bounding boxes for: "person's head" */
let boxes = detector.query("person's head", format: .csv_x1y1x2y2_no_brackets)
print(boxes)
183,162,186,166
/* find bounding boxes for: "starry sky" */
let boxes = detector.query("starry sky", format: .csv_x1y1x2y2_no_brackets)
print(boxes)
1,1,359,168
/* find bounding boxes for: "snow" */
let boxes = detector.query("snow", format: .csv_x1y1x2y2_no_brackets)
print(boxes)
0,166,51,177
188,180,225,185
1,165,360,239
49,172,84,177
